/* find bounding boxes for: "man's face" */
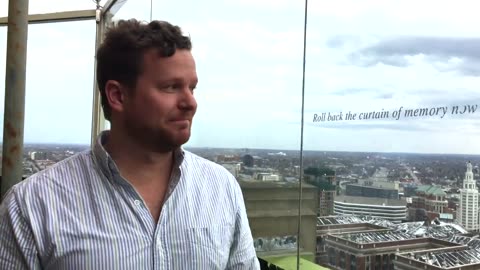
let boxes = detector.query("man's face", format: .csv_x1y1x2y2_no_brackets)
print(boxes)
122,49,198,152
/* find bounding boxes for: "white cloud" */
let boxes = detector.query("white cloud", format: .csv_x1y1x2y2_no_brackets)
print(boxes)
230,0,297,10
307,0,480,37
1,0,480,153
202,20,307,61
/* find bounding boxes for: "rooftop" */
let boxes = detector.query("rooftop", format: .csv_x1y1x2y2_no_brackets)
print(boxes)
416,185,447,197
401,248,480,268
395,221,467,239
340,230,413,244
239,180,317,189
317,215,396,228
347,183,397,191
447,235,480,249
335,195,407,207
317,215,467,240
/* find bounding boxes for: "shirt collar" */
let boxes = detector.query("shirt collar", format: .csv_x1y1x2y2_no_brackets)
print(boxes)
91,130,186,185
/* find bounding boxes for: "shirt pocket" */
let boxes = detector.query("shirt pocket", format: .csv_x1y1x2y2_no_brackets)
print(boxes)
187,224,234,269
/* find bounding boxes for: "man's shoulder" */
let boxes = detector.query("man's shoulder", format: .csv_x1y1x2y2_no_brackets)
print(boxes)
181,151,243,217
183,150,233,175
10,150,93,198
182,150,241,187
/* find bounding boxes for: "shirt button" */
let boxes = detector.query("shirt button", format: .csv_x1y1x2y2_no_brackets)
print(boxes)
134,200,142,206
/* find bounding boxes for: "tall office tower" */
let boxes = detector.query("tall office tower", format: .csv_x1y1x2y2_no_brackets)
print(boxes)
458,162,479,231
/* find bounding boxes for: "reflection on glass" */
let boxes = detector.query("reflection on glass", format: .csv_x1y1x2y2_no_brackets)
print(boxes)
6,0,477,268
306,0,480,269
254,235,297,252
152,0,315,268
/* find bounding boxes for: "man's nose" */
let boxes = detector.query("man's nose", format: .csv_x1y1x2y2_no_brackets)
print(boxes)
178,88,197,111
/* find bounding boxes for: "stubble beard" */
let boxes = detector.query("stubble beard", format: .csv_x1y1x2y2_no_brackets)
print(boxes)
125,118,191,153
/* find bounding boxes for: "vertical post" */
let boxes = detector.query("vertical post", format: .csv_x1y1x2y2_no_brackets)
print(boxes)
297,0,308,268
91,2,115,146
1,0,29,199
90,1,105,146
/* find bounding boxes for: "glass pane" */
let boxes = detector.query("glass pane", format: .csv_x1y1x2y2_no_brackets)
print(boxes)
97,0,151,133
22,20,95,177
0,27,5,175
0,27,6,141
305,0,480,268
153,0,310,266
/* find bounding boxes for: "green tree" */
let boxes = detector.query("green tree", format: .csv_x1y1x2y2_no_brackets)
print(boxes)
304,166,336,191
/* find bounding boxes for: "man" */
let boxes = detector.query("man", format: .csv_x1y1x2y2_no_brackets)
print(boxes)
0,19,260,270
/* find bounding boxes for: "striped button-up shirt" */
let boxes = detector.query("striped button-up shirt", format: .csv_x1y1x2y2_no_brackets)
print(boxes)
0,132,260,270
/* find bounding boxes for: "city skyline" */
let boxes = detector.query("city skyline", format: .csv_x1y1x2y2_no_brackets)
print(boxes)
12,142,480,158
1,0,480,154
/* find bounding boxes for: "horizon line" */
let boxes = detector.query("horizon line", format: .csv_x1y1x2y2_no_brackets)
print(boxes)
3,142,480,157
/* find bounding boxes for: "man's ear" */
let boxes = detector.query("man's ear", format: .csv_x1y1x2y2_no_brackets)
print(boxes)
105,80,127,114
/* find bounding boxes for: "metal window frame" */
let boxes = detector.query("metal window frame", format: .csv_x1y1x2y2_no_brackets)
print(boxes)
0,0,127,144
0,10,97,26
0,0,127,198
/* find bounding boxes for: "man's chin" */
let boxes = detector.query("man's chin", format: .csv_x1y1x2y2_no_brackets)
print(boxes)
165,133,191,149
175,135,191,147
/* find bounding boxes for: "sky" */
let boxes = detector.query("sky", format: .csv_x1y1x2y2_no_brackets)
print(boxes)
1,0,480,154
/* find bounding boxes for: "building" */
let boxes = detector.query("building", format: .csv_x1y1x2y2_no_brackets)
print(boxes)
215,154,240,163
403,184,418,197
334,195,407,223
316,174,337,216
318,189,335,216
29,151,48,160
239,180,318,263
457,162,479,231
395,246,480,270
439,213,454,223
254,172,280,181
219,162,241,178
316,215,469,270
410,185,448,221
305,172,337,217
346,184,398,199
324,231,459,270
316,218,387,265
358,178,399,190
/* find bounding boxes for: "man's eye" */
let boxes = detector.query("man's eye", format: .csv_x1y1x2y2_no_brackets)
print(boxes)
162,84,178,92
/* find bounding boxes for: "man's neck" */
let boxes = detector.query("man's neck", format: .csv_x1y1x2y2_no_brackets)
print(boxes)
104,130,174,185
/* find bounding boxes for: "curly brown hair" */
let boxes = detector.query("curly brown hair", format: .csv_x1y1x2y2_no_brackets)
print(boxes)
96,19,192,121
